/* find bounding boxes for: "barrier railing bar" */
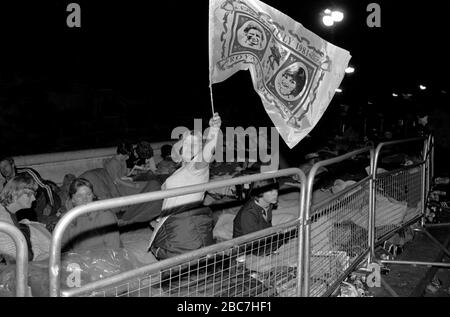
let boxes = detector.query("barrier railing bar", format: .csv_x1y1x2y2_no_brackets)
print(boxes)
50,167,306,297
310,176,371,212
0,222,29,297
425,223,450,228
375,162,424,180
379,260,450,268
374,214,422,244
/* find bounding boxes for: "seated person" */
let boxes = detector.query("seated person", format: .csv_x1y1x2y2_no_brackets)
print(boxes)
61,178,121,253
233,179,296,255
125,142,140,170
233,179,279,238
127,141,161,182
0,156,61,223
148,113,221,260
0,173,51,262
135,141,157,173
156,144,178,176
80,142,139,201
80,142,163,225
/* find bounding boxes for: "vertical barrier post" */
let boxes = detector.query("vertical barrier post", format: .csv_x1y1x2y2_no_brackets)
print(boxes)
420,137,428,226
431,136,434,181
296,170,307,297
368,148,376,263
0,222,29,297
302,169,313,297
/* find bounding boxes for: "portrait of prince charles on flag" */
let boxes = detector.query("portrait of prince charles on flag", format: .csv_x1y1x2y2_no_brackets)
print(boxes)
233,18,270,57
238,21,266,50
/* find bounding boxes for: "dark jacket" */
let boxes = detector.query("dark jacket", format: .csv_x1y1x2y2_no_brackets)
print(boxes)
151,202,214,260
233,199,272,239
233,199,297,256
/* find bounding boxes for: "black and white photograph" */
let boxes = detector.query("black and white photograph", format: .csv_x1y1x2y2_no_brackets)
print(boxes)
0,0,449,302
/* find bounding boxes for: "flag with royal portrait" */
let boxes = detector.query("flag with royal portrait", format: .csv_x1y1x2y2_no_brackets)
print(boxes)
209,0,351,148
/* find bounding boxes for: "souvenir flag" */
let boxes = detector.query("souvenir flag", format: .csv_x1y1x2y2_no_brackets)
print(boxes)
209,0,351,148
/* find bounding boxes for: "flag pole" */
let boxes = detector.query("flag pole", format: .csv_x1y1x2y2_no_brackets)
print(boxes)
208,0,215,116
209,82,215,115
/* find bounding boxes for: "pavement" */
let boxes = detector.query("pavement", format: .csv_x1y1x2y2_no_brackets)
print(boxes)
370,225,450,297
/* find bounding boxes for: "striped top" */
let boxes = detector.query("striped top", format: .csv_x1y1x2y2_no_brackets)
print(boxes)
16,167,55,206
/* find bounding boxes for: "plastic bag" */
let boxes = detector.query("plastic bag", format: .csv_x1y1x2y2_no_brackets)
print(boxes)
60,248,139,290
0,248,139,297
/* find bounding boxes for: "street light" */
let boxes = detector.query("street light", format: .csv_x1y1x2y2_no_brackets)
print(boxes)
322,8,344,26
345,66,355,74
392,93,398,97
335,88,342,93
419,85,426,90
322,15,334,26
331,11,344,22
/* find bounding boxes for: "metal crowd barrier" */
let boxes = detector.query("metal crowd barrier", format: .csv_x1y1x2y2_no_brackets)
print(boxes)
372,136,450,273
303,147,374,297
49,168,306,297
371,137,427,244
0,221,29,297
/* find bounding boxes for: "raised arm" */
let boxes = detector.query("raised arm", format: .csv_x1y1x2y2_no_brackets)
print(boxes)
194,113,221,169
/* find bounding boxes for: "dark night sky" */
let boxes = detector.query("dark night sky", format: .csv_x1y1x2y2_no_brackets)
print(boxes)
0,0,449,155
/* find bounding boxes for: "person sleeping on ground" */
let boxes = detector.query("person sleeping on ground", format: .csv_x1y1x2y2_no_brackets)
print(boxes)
0,173,51,263
148,113,221,260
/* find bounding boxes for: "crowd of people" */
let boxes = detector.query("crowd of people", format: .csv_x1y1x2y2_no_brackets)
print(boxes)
0,134,182,264
0,104,444,291
0,112,232,266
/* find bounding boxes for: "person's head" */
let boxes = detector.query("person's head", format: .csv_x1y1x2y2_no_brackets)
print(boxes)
417,113,428,127
68,178,96,207
243,24,264,49
116,142,133,161
172,130,203,163
160,144,173,160
136,141,154,160
278,64,306,97
251,179,279,205
0,157,16,180
0,173,38,210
